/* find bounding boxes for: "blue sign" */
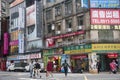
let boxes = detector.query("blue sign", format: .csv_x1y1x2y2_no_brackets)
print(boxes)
81,0,89,8
90,0,120,8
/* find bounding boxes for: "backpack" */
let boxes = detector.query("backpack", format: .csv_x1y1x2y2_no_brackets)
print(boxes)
34,63,41,69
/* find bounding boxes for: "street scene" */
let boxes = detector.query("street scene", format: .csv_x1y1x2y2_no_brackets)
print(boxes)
0,0,120,80
0,71,120,80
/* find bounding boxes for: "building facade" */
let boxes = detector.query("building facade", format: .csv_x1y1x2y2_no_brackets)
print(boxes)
43,0,120,73
0,0,9,71
8,0,43,66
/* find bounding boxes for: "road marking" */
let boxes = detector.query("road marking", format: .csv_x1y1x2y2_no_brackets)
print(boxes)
84,75,88,80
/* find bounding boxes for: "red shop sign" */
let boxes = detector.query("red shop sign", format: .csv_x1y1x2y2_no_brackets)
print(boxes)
71,55,87,59
107,53,118,58
47,30,85,39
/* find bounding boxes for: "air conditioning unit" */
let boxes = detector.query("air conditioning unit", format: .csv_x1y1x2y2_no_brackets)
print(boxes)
56,31,61,34
67,28,72,32
78,26,82,30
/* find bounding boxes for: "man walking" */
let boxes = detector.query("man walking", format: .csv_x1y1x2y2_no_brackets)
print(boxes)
62,60,70,77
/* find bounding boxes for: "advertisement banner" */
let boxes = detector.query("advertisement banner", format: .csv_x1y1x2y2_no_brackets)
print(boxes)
90,9,120,25
4,33,9,55
90,0,120,8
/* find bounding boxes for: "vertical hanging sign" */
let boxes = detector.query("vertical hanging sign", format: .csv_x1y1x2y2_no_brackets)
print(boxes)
35,0,42,38
18,8,25,53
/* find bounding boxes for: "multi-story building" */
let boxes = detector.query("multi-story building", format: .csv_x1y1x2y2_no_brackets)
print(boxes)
43,0,90,72
7,0,43,67
0,0,9,71
43,0,120,73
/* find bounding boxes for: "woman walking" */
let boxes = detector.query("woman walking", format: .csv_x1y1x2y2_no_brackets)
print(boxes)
46,58,53,77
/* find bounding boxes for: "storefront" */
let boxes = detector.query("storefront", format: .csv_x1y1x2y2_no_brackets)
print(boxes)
92,44,120,72
43,48,63,72
64,44,91,72
7,52,42,66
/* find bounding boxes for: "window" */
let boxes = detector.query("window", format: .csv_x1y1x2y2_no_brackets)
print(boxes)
46,9,52,20
56,22,61,31
98,30,113,42
55,5,62,16
27,25,35,34
47,24,52,33
76,0,82,12
65,1,72,15
77,16,84,26
66,19,72,28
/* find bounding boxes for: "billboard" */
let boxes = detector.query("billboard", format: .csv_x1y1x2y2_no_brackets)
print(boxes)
26,4,35,27
90,0,120,8
90,9,120,25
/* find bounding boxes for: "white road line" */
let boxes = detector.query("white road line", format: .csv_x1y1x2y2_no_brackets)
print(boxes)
84,75,88,80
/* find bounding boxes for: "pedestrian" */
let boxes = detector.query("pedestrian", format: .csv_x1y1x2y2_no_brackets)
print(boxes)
46,58,53,78
109,60,117,74
96,60,101,73
33,60,41,78
62,60,70,77
29,60,34,78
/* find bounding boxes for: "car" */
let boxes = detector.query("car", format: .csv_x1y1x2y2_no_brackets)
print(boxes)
7,62,28,72
25,64,30,72
7,63,14,71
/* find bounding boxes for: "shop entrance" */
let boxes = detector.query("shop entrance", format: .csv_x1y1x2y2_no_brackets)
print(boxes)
97,53,118,71
71,54,88,73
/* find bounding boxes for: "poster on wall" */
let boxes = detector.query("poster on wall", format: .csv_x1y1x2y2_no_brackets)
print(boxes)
61,54,70,66
90,9,120,25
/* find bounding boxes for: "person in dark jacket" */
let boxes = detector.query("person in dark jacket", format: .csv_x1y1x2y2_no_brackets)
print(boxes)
62,60,69,77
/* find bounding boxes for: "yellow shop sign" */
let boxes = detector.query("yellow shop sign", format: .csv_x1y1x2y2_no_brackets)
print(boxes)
92,44,120,50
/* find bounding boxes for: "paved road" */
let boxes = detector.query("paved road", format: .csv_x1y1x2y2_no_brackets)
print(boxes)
0,71,120,80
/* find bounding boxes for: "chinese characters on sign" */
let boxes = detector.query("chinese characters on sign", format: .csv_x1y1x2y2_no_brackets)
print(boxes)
90,9,120,24
90,0,120,8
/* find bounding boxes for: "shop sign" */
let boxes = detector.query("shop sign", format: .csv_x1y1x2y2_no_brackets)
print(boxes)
90,9,120,25
7,55,18,60
43,49,54,56
48,30,84,39
64,45,84,54
84,44,92,53
54,48,63,54
91,25,120,30
17,53,41,60
107,53,118,58
9,40,18,46
92,44,120,53
71,55,87,59
90,0,120,8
